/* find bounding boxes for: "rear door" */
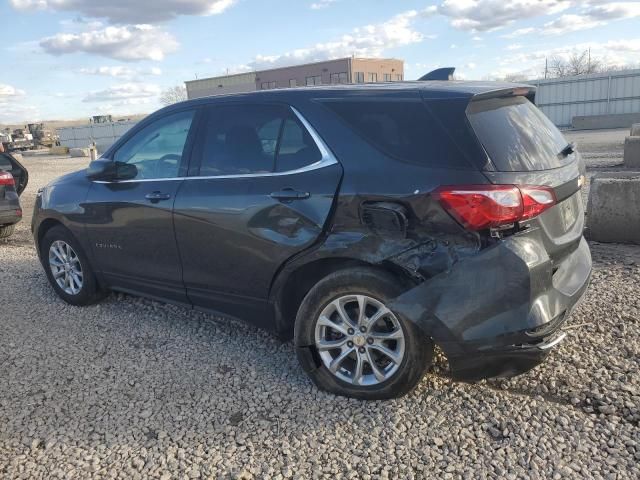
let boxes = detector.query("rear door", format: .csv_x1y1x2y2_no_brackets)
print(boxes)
0,152,28,195
173,103,342,324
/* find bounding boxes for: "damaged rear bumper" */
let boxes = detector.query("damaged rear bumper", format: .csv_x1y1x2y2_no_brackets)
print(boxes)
391,234,592,382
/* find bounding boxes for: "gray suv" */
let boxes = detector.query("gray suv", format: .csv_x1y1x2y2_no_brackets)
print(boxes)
33,81,591,399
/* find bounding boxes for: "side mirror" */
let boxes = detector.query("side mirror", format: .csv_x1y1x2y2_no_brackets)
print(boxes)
87,159,137,181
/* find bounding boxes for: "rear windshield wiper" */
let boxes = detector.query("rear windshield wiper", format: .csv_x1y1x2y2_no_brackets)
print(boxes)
558,142,575,158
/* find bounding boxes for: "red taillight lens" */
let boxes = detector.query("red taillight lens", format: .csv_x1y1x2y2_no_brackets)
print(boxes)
520,186,556,221
433,184,556,231
0,171,15,186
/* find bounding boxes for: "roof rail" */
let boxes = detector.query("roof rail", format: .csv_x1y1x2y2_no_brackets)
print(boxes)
418,67,456,81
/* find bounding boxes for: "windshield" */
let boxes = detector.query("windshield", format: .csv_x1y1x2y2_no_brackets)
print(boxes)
467,96,572,172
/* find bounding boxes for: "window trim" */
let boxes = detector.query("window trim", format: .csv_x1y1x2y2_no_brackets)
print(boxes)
94,106,337,183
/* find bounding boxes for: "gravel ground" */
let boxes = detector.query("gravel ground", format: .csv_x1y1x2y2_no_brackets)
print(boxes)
1,137,639,479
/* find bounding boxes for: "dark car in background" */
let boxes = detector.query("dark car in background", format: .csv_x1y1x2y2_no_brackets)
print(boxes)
32,81,591,399
0,151,28,239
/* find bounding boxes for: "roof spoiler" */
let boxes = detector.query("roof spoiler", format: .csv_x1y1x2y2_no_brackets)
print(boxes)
418,67,456,81
472,86,537,104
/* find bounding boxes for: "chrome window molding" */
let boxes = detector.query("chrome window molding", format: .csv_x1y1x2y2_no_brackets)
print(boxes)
93,106,338,184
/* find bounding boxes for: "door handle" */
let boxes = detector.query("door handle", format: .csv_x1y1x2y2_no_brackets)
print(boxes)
145,191,172,202
270,188,310,202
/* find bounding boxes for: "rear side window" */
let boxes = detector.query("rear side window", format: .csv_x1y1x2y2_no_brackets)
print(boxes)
275,118,322,172
467,96,570,171
195,104,322,175
323,100,472,169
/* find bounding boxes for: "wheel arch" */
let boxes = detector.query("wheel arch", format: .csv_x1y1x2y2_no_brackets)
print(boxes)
272,256,416,339
36,218,66,255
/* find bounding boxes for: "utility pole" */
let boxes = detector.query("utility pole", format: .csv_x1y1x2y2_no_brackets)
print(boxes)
545,57,548,79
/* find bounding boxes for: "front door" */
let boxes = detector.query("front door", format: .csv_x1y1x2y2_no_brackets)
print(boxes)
84,109,196,303
173,103,342,325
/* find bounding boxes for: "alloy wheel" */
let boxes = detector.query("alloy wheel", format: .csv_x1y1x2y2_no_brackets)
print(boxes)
314,294,406,386
49,240,83,295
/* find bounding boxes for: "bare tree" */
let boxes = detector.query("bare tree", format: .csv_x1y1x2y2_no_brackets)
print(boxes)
548,55,569,78
160,85,187,106
502,73,531,83
548,50,603,78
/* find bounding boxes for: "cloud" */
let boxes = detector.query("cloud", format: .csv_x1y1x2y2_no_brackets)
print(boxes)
78,66,162,80
541,2,640,35
0,84,26,98
40,24,178,61
311,0,338,9
603,38,640,53
501,2,640,37
429,0,571,32
0,84,38,123
83,83,161,103
497,38,640,75
541,13,604,35
9,0,237,24
232,10,426,72
501,27,536,38
0,103,40,124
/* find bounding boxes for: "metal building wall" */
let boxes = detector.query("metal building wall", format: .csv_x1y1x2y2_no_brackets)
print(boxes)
185,72,257,99
530,69,640,128
57,121,137,153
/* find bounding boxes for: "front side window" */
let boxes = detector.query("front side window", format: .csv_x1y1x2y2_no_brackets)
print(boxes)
113,110,194,180
355,72,365,83
368,73,377,82
384,74,392,82
195,104,322,175
289,79,297,88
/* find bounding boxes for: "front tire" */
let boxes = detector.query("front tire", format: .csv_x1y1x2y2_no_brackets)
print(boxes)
40,225,105,306
295,267,433,400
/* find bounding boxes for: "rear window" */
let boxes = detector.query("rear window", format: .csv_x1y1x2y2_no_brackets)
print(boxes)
323,100,473,169
467,96,570,171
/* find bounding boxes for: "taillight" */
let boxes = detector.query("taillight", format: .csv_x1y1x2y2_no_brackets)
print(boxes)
433,184,556,231
0,171,15,186
520,186,555,221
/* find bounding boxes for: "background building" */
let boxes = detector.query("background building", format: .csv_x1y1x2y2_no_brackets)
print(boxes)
185,57,404,99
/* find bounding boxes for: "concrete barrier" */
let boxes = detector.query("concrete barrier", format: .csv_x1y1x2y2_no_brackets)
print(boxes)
631,123,640,137
624,136,640,168
572,113,640,130
49,146,69,155
69,148,89,157
587,172,640,244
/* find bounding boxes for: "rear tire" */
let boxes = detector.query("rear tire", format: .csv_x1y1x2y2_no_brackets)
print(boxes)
40,225,106,306
0,225,15,239
295,267,433,400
